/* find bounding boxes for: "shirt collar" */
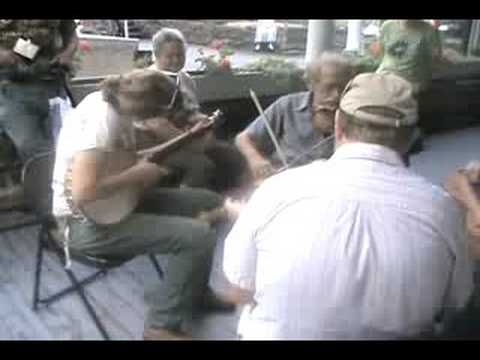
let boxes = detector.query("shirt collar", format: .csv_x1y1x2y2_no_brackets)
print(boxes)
330,142,406,167
295,91,314,112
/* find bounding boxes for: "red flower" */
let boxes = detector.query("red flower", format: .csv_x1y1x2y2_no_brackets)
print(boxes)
78,40,92,53
218,58,231,70
209,39,224,51
369,41,381,58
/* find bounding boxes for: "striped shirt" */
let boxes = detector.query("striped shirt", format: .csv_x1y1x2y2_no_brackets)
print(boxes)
223,142,474,340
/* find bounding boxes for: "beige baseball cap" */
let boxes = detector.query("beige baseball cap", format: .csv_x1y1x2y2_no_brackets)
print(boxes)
339,72,418,127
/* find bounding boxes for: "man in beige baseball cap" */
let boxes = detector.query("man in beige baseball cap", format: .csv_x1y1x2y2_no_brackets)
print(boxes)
335,72,419,161
221,71,473,339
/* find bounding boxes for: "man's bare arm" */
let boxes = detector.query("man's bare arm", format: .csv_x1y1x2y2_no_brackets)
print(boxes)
445,169,480,257
445,171,480,214
235,131,275,181
218,284,255,306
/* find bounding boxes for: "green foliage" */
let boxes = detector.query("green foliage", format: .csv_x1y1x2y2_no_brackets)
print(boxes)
133,53,152,69
240,56,305,88
72,39,93,76
351,55,381,74
219,46,235,58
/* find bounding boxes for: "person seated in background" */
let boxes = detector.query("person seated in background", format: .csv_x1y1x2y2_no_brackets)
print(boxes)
149,27,199,116
52,69,234,340
235,52,355,185
223,72,474,340
145,27,252,197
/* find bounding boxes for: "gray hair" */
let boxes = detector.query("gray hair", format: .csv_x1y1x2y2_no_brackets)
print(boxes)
337,109,415,154
305,52,355,84
152,28,187,58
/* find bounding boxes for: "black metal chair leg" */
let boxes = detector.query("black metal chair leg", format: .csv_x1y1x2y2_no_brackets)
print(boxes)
32,226,45,311
38,269,107,307
63,266,110,340
149,254,164,280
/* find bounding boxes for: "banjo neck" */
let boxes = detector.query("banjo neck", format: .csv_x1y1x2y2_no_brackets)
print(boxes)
138,123,203,160
138,110,221,160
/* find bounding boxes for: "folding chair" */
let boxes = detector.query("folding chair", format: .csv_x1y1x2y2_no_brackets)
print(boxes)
24,152,164,340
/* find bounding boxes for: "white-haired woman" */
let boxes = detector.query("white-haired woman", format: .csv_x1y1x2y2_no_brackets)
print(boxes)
149,27,200,114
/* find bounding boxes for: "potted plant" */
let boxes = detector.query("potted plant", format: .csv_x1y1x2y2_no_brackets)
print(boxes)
240,56,305,89
194,39,234,75
72,39,92,76
193,41,306,102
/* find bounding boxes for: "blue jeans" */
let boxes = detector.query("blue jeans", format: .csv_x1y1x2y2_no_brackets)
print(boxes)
0,80,63,162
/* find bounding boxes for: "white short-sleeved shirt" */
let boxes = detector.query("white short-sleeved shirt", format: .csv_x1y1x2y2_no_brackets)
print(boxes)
224,142,474,340
52,91,135,218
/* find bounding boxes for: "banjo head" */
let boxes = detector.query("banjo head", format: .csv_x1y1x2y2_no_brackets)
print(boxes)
81,151,139,225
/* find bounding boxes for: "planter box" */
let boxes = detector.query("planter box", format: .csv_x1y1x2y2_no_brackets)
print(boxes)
70,71,306,139
76,34,138,77
71,70,306,105
193,71,306,103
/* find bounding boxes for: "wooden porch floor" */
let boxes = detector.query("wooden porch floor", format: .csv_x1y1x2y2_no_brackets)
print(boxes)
0,220,240,340
0,125,479,340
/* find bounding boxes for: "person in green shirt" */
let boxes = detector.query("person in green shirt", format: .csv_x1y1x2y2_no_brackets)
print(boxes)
376,19,442,94
376,20,442,160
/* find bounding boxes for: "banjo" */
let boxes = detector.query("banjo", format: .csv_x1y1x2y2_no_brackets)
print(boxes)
80,110,223,225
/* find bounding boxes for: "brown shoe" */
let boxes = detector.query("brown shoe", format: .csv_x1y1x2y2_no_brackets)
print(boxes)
143,327,192,341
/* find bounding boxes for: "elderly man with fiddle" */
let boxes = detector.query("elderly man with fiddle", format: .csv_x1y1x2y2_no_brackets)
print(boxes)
235,52,355,185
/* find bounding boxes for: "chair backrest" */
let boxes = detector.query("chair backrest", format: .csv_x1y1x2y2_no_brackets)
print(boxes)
21,151,130,268
21,152,56,219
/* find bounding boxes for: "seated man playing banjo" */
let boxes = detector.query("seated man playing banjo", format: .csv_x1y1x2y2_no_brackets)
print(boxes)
52,69,232,340
235,52,355,185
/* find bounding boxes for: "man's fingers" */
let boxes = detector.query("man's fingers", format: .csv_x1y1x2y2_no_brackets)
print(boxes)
465,160,480,182
255,164,275,178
